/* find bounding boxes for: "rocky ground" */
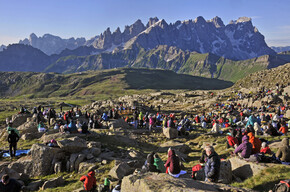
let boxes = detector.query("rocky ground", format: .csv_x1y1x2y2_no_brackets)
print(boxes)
0,70,289,191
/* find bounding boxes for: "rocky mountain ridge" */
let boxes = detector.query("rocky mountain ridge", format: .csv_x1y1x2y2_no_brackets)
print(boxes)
9,16,276,60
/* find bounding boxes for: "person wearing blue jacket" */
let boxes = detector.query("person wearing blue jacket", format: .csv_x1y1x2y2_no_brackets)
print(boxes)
246,115,258,128
204,146,220,182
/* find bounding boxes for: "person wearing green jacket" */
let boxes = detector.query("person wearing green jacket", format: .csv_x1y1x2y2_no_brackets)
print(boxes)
7,123,20,137
153,154,166,173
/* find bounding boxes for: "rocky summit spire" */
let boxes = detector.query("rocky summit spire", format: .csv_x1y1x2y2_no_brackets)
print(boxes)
146,17,159,27
210,16,225,28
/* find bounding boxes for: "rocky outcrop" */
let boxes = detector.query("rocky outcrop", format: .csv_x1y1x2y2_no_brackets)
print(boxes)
121,172,251,192
57,137,87,153
108,162,134,180
229,157,273,180
19,33,86,55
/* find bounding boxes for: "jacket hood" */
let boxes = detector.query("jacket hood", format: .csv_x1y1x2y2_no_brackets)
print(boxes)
282,138,289,146
242,135,249,142
247,132,254,138
88,170,95,177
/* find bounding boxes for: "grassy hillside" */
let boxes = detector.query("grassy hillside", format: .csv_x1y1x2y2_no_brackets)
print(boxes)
0,68,233,99
44,45,290,82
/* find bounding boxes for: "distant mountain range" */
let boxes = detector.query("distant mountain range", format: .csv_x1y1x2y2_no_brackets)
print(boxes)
271,46,290,53
3,16,275,60
0,16,289,82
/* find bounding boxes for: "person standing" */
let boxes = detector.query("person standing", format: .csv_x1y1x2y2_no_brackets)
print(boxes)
7,130,20,158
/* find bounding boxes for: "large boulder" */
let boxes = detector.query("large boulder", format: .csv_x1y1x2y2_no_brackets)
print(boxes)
108,119,130,129
229,157,272,180
17,121,38,135
163,128,178,139
42,176,65,189
219,160,232,184
108,162,134,180
121,172,251,192
0,167,20,180
286,110,290,119
21,132,44,140
78,162,97,173
57,137,87,153
23,180,44,191
10,144,65,177
159,141,191,154
11,113,32,127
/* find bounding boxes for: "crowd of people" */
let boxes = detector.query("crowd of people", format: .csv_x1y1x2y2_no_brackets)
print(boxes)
3,84,290,191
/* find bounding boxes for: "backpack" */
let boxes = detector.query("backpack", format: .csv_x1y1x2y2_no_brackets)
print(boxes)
273,180,290,192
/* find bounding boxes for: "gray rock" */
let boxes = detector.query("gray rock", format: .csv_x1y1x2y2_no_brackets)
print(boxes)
163,128,178,139
78,162,97,173
108,162,134,180
24,180,44,191
57,137,87,153
42,176,65,189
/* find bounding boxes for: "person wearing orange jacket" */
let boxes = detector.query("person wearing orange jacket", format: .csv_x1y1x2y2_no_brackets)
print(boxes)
247,132,262,154
80,169,97,192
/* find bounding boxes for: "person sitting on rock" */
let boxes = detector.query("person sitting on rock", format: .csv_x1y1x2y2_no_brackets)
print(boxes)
68,120,78,134
234,135,252,158
47,139,58,147
260,142,272,155
246,115,257,128
276,138,290,162
204,145,220,183
247,132,262,154
0,174,22,192
265,122,281,136
226,132,239,148
8,129,20,158
211,121,220,133
80,169,97,192
165,148,181,175
153,154,166,173
81,122,89,134
253,122,263,136
37,121,46,132
143,152,159,173
112,180,121,192
278,122,288,135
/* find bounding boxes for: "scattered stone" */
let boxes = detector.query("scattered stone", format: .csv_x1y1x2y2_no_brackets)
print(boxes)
108,162,134,180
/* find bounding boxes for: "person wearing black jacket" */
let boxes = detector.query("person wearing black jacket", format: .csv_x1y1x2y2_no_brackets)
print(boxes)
8,130,20,158
204,146,220,182
0,174,22,192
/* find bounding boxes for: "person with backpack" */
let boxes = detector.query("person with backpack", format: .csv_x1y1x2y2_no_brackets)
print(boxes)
247,132,262,154
80,169,97,192
6,123,20,137
8,130,20,158
271,179,290,192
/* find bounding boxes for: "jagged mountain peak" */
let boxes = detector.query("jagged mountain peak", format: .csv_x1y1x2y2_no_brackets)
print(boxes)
209,16,225,28
147,17,159,27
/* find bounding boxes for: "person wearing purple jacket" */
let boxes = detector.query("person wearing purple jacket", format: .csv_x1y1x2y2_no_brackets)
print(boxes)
234,135,252,158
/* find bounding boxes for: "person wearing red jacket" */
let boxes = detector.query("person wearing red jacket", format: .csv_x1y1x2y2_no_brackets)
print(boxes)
279,125,288,135
80,169,96,192
165,148,181,175
226,133,239,148
260,142,272,155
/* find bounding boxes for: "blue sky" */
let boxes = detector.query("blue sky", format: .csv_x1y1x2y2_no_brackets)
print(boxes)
0,0,290,46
